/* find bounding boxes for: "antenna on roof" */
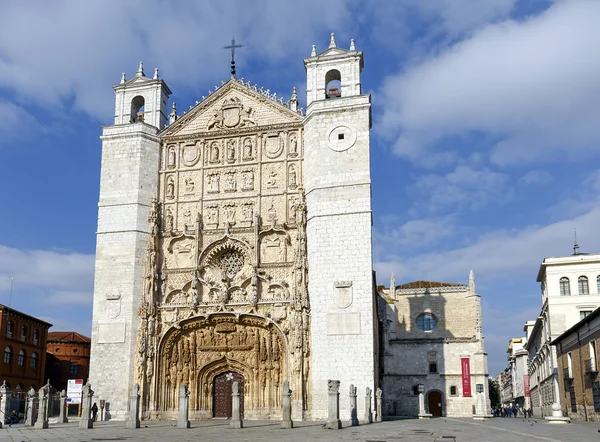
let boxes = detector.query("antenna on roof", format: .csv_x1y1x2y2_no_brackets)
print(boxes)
573,229,580,255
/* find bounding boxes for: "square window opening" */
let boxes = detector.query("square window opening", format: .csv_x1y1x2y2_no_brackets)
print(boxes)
338,133,344,140
429,363,438,374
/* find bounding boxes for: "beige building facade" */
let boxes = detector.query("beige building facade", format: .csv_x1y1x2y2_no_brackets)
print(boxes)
377,274,490,418
89,35,378,421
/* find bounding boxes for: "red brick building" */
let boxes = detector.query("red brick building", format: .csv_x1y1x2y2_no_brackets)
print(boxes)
45,331,91,391
0,304,52,391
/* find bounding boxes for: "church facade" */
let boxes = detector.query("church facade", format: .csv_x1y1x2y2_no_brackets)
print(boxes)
89,34,378,421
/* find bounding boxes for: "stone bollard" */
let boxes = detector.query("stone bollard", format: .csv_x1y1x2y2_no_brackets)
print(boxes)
34,382,50,429
79,381,94,429
230,381,243,429
281,380,293,429
58,390,68,423
0,380,11,429
25,386,38,426
177,384,190,429
375,388,382,422
326,380,342,429
545,402,571,424
364,387,373,423
126,383,141,429
349,384,359,426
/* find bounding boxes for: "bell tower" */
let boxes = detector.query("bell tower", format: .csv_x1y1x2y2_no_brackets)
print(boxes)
303,34,376,420
89,63,171,418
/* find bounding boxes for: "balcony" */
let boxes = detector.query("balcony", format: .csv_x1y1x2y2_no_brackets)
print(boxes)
585,359,598,374
563,368,573,380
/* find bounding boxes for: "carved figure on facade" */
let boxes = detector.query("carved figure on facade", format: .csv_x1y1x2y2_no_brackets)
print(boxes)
224,172,237,192
166,177,175,199
266,170,278,188
241,170,254,190
207,173,220,193
289,133,298,156
241,203,254,223
243,137,254,160
184,178,195,194
224,204,236,225
210,141,220,163
164,207,174,232
288,165,297,189
168,146,177,168
226,139,236,162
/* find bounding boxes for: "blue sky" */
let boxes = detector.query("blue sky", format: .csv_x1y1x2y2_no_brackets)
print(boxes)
1,0,599,377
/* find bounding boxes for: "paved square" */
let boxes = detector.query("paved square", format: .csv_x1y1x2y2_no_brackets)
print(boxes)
0,418,599,442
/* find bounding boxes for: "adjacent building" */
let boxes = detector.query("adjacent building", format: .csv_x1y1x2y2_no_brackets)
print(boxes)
552,306,600,421
377,273,490,418
46,331,91,391
0,304,52,391
505,337,529,410
525,250,600,416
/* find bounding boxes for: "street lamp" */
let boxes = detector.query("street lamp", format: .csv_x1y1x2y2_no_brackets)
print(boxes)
417,384,424,393
476,384,484,393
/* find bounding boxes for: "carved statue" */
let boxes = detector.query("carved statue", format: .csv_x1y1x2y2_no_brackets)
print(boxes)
165,208,174,232
266,170,277,188
168,148,176,168
227,139,236,161
243,138,253,159
166,177,175,199
289,165,297,189
289,134,298,154
210,142,219,162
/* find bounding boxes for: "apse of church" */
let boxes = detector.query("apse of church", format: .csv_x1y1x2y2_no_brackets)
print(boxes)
134,82,310,419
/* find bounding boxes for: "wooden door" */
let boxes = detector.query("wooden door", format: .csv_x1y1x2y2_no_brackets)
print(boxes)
213,371,244,418
428,391,443,417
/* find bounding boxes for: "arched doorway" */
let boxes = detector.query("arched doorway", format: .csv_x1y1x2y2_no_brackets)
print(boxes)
213,371,244,418
427,390,443,417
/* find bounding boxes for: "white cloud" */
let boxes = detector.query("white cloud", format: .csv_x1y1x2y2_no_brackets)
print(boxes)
0,245,94,332
378,0,600,166
0,100,42,142
518,170,553,186
0,1,355,121
412,165,512,212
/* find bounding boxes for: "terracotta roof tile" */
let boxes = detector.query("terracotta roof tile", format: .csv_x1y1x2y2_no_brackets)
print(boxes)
47,331,91,343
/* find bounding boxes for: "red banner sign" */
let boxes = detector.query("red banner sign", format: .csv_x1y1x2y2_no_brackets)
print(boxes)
461,358,471,397
524,374,530,397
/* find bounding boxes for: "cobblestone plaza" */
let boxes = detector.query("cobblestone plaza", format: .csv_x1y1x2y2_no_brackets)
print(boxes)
1,418,599,442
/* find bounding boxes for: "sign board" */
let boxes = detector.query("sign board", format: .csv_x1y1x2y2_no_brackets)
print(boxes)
461,358,471,397
67,379,83,404
524,374,530,397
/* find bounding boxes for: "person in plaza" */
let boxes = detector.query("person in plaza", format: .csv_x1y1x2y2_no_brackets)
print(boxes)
92,402,99,421
8,410,17,426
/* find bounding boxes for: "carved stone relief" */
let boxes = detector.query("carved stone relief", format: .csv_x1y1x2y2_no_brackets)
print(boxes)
226,139,237,163
288,165,297,189
263,133,284,159
205,203,219,226
207,172,220,193
207,97,256,130
224,171,237,192
166,176,175,200
223,203,236,225
240,169,254,190
260,233,288,263
289,133,298,156
167,145,177,169
209,141,221,163
242,137,254,160
182,141,201,167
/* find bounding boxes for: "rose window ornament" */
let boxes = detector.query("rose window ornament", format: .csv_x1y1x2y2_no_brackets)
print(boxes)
220,250,244,278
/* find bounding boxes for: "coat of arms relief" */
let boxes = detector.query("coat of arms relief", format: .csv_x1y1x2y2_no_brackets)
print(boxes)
207,97,256,130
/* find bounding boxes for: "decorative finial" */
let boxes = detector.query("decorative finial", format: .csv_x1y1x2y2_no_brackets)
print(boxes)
169,102,177,125
311,45,317,56
136,61,144,77
573,229,580,255
390,272,396,297
329,33,336,49
289,86,298,111
153,68,159,80
120,73,126,84
350,39,355,51
469,270,475,294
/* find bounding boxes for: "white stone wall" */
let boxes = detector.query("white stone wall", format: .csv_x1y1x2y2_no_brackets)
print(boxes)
304,90,375,420
89,123,160,419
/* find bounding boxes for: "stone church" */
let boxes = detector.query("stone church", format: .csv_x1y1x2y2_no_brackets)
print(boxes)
89,34,489,421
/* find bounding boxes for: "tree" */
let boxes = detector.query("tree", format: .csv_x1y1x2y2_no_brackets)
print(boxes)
489,378,501,409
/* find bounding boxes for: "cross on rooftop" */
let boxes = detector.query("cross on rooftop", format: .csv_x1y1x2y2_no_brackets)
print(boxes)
223,37,244,79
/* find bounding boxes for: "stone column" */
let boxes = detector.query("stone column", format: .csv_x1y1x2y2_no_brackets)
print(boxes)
177,384,190,429
25,386,38,426
281,380,293,429
364,387,372,424
230,381,243,429
79,381,94,429
348,384,359,426
0,381,11,429
58,390,68,423
375,388,382,422
326,380,342,430
34,384,50,429
418,391,431,419
126,383,141,429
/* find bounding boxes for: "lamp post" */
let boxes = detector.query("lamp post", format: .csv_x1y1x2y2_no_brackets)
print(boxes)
99,399,105,421
417,384,431,419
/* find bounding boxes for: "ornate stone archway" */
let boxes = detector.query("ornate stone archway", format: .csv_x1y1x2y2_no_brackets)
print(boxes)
156,313,287,419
